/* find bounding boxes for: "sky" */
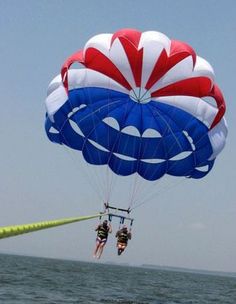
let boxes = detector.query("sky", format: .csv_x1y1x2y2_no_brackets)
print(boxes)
0,0,235,272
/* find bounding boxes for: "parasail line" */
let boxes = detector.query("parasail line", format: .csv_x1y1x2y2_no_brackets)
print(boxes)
0,213,106,240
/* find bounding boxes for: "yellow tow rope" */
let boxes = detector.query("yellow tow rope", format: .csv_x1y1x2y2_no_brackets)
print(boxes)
0,213,106,240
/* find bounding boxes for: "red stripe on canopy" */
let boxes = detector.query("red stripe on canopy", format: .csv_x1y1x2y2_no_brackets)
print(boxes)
151,77,212,98
84,48,132,90
61,50,84,93
146,40,196,90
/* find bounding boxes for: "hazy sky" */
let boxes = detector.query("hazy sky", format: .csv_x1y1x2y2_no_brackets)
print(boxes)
0,0,235,272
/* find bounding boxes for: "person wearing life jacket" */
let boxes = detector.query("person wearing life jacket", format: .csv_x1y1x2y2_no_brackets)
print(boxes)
93,220,112,259
115,225,132,256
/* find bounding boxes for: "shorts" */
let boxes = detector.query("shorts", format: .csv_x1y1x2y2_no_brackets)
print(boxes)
117,242,127,247
96,237,107,244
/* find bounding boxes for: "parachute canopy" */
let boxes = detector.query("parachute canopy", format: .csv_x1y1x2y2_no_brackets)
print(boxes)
45,29,227,181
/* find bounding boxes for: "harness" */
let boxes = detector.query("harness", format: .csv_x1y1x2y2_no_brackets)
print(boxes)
97,225,109,239
117,230,129,244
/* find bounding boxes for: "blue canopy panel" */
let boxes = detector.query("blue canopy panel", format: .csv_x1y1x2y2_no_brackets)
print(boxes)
45,87,214,181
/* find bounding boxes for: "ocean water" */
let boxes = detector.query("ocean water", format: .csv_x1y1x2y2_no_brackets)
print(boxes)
0,254,235,304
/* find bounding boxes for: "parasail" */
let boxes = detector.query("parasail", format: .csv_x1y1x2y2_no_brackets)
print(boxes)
45,29,227,211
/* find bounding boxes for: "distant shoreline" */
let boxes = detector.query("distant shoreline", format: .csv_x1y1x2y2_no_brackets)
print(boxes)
0,252,235,279
141,264,236,278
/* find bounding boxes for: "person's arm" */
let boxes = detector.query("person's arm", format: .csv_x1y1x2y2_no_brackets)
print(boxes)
108,223,112,233
95,224,100,231
128,232,132,240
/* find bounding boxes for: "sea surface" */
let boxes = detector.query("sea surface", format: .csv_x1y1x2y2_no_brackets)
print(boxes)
0,254,235,304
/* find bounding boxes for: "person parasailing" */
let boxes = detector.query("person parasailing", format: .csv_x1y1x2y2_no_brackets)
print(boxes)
115,224,132,256
105,202,134,256
93,220,112,259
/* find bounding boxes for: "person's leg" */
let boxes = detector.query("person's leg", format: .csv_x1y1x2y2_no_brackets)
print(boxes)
117,243,126,255
97,242,106,259
93,239,101,257
117,242,121,254
121,244,125,253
